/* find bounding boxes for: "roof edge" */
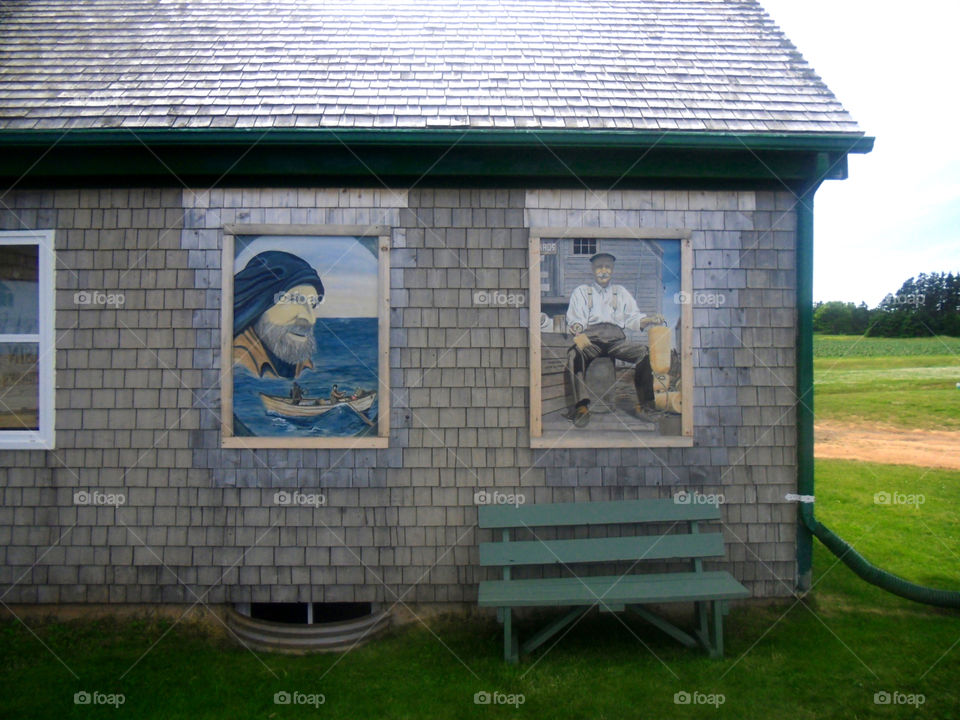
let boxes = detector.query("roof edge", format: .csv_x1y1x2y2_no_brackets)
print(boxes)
0,128,875,154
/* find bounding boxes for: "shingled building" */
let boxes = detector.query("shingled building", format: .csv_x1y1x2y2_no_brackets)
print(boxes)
0,0,870,614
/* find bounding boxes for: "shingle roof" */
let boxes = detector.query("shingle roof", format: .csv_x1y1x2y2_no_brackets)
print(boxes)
0,0,861,134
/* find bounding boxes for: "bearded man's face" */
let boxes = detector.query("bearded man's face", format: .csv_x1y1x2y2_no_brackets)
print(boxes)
254,283,320,364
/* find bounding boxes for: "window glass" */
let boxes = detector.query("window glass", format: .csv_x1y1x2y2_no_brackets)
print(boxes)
0,244,39,334
572,238,597,256
0,342,39,430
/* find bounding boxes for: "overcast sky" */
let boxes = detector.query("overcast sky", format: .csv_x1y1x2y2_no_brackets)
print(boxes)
758,0,960,306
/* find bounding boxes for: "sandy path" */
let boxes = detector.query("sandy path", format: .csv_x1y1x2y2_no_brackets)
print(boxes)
815,420,960,470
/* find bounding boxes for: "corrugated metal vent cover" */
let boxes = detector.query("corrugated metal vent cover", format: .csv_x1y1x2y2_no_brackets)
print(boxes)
228,602,390,654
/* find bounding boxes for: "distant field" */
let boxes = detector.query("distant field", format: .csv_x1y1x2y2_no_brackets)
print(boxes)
813,336,960,430
813,334,960,358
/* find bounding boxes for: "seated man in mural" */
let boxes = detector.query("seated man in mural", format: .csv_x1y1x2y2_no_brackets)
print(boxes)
233,250,325,380
565,252,664,427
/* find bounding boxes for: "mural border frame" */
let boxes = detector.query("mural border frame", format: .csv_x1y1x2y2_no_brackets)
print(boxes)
220,223,391,449
528,226,694,449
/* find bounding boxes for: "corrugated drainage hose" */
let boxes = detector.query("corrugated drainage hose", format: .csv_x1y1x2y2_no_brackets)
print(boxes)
802,505,960,609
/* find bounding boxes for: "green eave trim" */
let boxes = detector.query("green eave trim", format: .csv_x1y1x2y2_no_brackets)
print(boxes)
0,128,875,153
0,128,873,188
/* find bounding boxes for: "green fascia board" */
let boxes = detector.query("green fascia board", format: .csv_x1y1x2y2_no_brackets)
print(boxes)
0,128,872,187
0,128,875,153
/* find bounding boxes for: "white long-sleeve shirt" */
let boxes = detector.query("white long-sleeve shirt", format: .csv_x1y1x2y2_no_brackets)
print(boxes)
566,282,646,333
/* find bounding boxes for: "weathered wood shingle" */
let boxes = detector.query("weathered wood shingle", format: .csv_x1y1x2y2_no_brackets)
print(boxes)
0,0,860,133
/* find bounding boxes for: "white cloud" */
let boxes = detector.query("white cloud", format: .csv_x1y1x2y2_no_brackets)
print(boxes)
758,0,960,304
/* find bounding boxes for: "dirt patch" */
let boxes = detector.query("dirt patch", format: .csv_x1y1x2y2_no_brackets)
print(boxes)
815,420,960,470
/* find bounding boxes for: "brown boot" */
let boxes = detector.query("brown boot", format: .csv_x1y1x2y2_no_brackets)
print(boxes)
573,405,591,428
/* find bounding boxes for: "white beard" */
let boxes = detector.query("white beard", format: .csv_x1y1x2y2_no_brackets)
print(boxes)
254,315,317,365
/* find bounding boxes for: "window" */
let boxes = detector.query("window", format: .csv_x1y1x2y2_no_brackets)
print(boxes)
221,224,390,449
0,230,55,449
529,227,692,448
573,238,597,255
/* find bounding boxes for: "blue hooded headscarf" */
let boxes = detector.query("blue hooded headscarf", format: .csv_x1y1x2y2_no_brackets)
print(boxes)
233,251,325,336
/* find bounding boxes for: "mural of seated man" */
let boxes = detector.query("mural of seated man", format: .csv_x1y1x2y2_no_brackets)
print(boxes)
232,251,325,380
565,252,664,427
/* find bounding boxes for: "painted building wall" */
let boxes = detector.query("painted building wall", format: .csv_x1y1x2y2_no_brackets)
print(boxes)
0,186,799,605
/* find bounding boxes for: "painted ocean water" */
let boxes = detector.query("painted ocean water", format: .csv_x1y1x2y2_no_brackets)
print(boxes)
233,317,379,437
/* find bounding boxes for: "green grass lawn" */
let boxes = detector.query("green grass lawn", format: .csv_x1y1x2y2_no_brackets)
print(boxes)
2,458,958,720
814,336,960,429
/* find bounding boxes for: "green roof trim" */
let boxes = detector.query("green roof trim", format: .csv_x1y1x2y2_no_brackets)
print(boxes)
0,128,875,153
0,128,873,188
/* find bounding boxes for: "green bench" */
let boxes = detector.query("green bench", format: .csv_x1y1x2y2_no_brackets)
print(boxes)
477,498,750,663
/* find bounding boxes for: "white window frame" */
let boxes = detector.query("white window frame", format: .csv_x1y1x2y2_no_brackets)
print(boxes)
0,229,55,449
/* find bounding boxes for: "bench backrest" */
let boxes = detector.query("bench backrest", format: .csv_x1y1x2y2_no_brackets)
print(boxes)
479,498,720,529
478,498,724,570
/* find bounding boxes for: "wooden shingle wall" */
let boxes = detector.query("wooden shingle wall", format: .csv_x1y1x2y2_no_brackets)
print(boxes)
0,185,798,605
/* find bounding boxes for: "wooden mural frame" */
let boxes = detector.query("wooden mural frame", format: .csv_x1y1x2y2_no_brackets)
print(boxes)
221,224,390,449
528,227,694,449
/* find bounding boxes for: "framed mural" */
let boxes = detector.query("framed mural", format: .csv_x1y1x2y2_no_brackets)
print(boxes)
221,225,390,449
529,227,693,448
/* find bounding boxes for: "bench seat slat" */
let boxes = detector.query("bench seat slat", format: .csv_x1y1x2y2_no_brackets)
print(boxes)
479,533,726,567
479,498,720,529
478,571,750,607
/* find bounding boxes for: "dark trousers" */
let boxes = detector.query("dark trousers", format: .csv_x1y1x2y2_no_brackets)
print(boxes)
567,324,652,408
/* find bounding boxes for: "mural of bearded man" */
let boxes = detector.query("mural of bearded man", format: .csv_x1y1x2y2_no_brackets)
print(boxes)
232,251,325,380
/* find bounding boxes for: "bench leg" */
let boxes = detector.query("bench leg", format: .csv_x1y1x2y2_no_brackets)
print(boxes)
710,600,724,659
694,601,709,650
503,608,519,664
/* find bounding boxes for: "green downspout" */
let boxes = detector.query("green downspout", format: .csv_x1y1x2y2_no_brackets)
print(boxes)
795,162,960,608
795,177,818,592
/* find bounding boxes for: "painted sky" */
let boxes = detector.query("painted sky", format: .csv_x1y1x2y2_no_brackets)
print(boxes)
759,0,960,306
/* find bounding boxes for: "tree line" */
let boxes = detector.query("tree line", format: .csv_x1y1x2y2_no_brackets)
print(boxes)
814,272,960,337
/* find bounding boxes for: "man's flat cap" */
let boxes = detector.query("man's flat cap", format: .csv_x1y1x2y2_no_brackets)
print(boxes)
589,252,616,264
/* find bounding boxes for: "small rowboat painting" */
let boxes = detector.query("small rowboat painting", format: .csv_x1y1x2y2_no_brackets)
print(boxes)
260,390,376,421
228,234,383,439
